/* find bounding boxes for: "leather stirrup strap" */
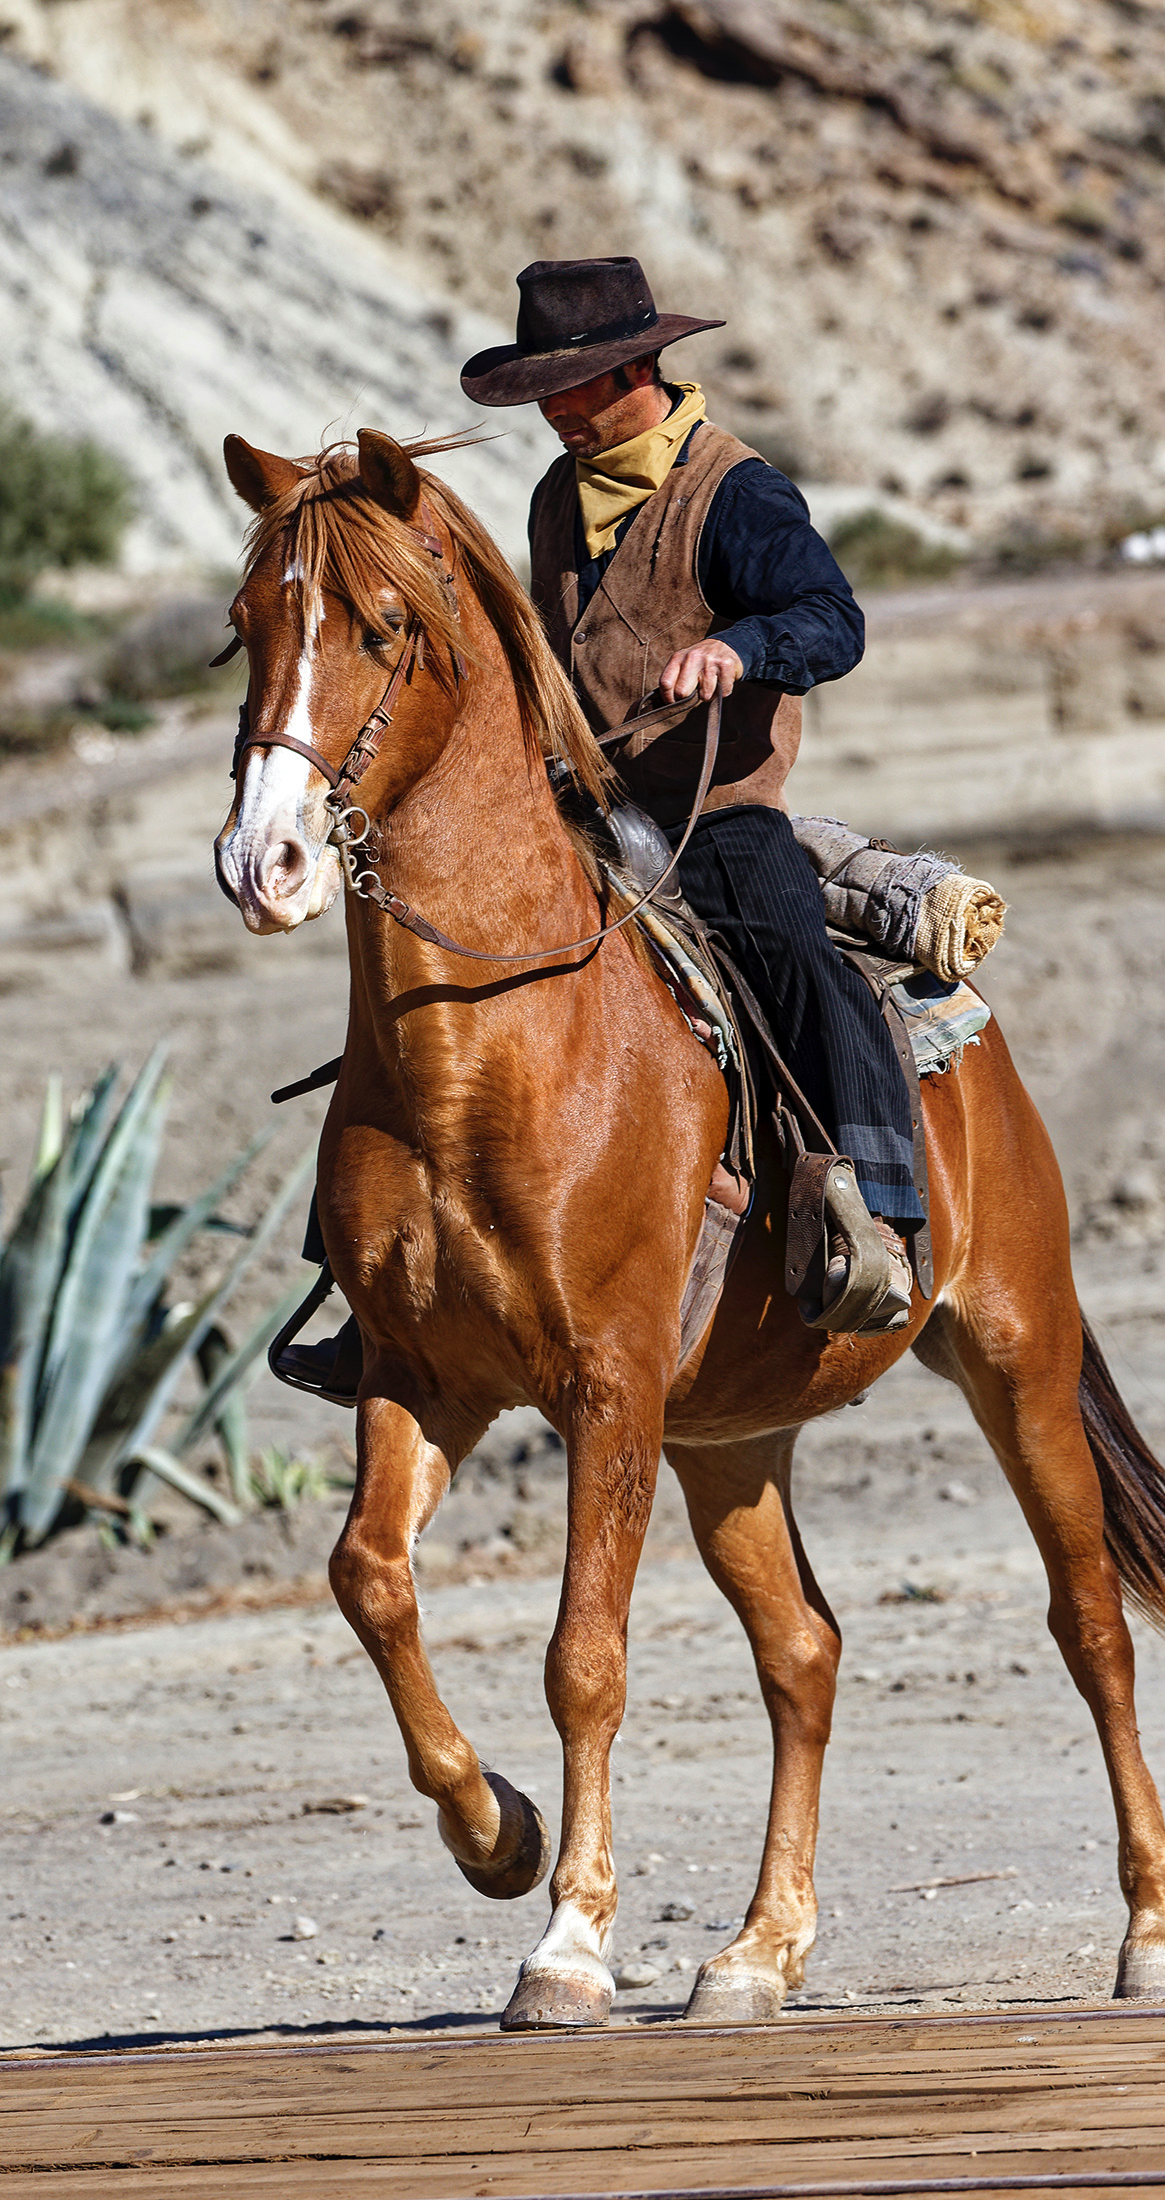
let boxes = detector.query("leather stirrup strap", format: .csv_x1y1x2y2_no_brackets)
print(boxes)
837,945,934,1302
266,1261,336,1393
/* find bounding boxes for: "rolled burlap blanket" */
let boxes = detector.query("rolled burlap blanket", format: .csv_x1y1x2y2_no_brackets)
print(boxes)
790,815,1006,980
913,871,1007,981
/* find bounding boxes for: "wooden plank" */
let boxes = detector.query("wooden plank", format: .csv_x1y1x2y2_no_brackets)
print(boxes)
0,2149,1155,2200
0,2009,1163,2196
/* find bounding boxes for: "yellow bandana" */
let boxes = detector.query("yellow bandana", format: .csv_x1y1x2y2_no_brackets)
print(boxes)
576,383,708,560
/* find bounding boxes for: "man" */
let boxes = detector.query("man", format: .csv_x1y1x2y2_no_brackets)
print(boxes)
460,255,921,1329
280,257,918,1399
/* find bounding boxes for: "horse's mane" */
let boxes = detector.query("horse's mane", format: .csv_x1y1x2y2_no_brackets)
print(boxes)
240,438,611,806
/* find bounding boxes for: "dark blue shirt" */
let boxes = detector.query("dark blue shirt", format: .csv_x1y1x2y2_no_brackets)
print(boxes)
536,425,864,693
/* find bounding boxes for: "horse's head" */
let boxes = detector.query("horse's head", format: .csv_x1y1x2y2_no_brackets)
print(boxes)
214,429,463,934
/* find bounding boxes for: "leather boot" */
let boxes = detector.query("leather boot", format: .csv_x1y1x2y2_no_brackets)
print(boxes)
275,1315,364,1406
821,1216,912,1334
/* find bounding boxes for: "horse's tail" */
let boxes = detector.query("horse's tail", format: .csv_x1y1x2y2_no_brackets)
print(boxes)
1080,1310,1165,1630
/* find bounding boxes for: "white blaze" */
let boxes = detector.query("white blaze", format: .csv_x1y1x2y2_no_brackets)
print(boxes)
233,639,316,852
218,610,341,929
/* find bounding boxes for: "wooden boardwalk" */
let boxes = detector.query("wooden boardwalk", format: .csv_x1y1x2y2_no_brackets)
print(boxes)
1,2007,1164,2198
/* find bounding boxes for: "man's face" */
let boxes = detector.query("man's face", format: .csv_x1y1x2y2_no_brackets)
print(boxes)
538,360,665,458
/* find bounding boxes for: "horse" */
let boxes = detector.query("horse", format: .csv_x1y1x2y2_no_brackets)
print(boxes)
214,426,1165,2030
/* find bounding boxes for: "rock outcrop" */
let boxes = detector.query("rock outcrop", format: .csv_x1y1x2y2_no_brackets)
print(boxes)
0,53,551,571
5,0,1164,555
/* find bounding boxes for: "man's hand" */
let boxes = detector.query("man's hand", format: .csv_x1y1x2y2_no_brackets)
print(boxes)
659,638,744,705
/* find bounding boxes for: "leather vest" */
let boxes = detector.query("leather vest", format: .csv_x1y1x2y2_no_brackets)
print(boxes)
529,420,802,828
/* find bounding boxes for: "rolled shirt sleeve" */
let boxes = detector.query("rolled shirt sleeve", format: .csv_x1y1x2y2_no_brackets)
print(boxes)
697,459,864,692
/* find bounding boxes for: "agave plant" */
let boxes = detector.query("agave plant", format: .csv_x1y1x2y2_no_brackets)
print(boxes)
0,1048,314,1555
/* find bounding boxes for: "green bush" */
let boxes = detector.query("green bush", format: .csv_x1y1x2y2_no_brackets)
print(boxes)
828,508,964,592
0,1054,313,1556
0,404,133,597
0,594,108,652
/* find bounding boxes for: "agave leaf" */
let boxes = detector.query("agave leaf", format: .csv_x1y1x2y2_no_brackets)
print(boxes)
79,1147,315,1490
128,1444,241,1526
147,1204,250,1242
0,1073,110,1491
217,1391,250,1511
0,1144,72,1501
34,1075,64,1182
196,1325,251,1510
70,1297,213,1494
123,1126,272,1342
35,1047,169,1417
62,1064,122,1224
175,1277,307,1464
20,1061,171,1543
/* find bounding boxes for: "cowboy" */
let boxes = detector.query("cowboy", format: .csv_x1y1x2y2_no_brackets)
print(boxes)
281,258,919,1399
460,256,922,1329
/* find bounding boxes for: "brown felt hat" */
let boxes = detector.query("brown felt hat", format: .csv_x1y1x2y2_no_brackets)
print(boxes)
460,258,724,408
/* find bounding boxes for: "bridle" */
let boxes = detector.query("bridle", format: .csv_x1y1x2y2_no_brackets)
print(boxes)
221,503,458,865
220,505,721,967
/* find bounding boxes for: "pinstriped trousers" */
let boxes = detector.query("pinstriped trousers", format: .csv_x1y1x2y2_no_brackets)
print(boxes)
665,804,924,1229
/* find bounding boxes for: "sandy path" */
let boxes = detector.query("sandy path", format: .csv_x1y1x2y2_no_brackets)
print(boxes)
3,1301,1163,2052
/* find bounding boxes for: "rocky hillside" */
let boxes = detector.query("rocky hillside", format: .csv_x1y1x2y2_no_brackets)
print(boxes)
5,0,1165,562
0,53,550,573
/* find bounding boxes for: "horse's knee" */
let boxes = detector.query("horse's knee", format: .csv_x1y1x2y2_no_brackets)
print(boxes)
329,1530,415,1644
757,1620,840,1742
545,1622,625,1741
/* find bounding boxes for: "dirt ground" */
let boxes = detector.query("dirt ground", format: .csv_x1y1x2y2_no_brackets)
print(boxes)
3,1318,1164,2051
3,721,1165,2046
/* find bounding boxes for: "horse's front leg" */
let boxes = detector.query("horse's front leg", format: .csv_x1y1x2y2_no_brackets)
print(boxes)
502,1381,663,2031
329,1380,550,1900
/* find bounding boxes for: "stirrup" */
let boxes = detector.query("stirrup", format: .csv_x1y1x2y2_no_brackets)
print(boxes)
835,1217,914,1336
786,1156,912,1335
267,1265,361,1406
276,1330,362,1407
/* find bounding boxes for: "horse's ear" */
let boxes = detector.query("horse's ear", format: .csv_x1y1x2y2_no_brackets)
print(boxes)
223,435,304,512
357,430,423,521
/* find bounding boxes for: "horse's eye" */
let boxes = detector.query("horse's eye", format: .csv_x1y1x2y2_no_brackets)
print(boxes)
363,617,403,654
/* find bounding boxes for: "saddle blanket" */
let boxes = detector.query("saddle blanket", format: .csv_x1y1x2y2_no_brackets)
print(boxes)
887,969,992,1077
641,904,991,1081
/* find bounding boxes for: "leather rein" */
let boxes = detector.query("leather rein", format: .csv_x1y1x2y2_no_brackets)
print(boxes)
224,509,721,968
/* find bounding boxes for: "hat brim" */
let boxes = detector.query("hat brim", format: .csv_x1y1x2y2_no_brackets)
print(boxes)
459,314,725,408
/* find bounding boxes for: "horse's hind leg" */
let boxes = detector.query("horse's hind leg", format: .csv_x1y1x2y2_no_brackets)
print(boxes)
665,1429,841,2022
915,1293,1165,1998
329,1379,550,1903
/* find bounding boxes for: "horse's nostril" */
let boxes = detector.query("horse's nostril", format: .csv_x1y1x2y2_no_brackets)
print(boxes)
264,839,309,897
214,845,239,907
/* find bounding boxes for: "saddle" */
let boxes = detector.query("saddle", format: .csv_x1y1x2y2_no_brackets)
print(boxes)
591,797,992,1365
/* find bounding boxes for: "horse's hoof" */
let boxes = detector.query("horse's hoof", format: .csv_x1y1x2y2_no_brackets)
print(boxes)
447,1771,551,1901
683,1958,787,2025
500,1968,613,2031
1115,1932,1165,1998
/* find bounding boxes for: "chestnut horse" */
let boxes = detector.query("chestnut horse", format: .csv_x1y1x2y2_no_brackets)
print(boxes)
215,428,1165,2030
